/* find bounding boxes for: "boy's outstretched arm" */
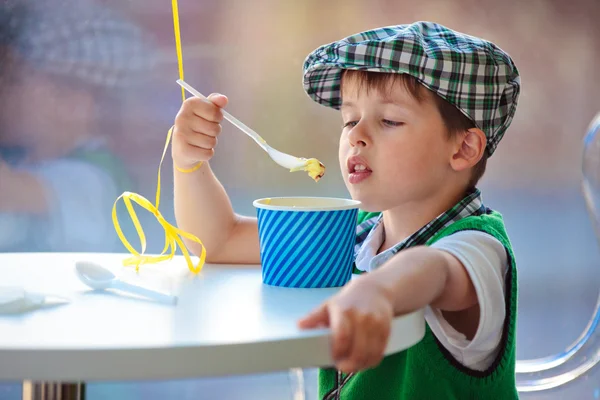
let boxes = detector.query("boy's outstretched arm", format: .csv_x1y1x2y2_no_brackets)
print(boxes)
173,95,260,264
298,246,477,373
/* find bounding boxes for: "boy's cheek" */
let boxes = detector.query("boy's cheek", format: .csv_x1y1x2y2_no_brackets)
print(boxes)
338,145,349,173
340,170,351,188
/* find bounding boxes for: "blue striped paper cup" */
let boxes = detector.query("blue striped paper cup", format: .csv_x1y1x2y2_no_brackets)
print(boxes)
253,197,360,288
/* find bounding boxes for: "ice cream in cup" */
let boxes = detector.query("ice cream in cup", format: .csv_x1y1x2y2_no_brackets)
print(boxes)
253,197,360,288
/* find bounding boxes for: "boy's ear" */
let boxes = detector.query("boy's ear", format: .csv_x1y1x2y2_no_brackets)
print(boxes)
450,128,486,172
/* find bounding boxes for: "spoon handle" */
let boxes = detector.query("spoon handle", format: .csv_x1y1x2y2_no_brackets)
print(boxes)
176,79,269,152
111,280,178,305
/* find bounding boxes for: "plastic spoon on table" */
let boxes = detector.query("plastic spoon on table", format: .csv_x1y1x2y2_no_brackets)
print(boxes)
175,79,325,181
75,261,177,305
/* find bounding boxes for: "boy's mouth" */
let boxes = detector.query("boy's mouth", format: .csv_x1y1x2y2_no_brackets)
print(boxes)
347,155,372,184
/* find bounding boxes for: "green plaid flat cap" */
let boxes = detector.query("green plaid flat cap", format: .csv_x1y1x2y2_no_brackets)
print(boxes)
303,21,521,156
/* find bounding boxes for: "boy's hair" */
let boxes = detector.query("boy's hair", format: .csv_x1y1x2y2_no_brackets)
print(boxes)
342,70,487,189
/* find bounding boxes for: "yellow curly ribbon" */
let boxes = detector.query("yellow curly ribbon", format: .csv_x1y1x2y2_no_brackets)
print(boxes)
175,161,202,173
111,0,206,273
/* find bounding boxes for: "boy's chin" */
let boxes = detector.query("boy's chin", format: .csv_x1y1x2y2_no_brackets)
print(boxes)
345,182,384,212
347,193,382,213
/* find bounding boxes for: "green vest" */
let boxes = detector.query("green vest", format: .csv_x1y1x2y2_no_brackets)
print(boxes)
319,210,519,399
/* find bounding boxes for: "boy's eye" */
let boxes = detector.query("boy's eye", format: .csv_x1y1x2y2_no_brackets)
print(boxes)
383,119,404,127
343,121,358,128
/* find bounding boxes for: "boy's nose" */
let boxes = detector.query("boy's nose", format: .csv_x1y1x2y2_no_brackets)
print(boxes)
348,123,370,148
351,139,367,147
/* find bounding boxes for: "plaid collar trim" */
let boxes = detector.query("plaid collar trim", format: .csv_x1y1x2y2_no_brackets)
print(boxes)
354,189,486,270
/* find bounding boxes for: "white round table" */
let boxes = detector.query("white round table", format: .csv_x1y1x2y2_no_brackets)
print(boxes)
0,252,425,399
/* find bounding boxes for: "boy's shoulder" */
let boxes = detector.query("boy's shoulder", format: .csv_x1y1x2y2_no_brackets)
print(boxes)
355,207,511,248
427,209,513,250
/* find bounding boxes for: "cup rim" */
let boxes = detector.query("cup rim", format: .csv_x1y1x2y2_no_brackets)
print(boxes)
253,196,361,212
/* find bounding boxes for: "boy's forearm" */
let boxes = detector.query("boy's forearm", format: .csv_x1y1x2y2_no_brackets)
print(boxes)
361,247,452,316
173,161,240,259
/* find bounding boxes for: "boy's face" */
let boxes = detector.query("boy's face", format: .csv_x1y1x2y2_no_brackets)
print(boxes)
339,78,456,212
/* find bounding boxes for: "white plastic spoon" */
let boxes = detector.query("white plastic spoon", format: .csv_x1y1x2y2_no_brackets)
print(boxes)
75,261,177,305
176,79,325,181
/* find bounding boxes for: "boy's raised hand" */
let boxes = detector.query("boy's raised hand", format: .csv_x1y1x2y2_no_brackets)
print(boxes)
298,278,394,373
172,94,228,170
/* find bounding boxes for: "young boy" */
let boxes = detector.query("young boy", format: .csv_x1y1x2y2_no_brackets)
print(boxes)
172,21,521,399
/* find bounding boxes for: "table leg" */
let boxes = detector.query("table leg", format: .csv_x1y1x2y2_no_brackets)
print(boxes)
288,368,306,400
22,381,85,400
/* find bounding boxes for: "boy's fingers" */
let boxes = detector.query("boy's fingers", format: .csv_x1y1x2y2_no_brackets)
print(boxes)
183,96,224,123
363,327,389,368
179,146,214,164
364,316,391,369
330,308,353,361
186,117,222,138
185,132,218,151
297,304,329,329
207,93,228,108
337,317,372,373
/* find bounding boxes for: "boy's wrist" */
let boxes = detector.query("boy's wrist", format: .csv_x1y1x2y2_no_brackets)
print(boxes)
355,273,396,308
173,159,204,173
175,161,203,173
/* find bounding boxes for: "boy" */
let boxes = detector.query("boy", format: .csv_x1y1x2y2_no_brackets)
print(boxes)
172,21,520,399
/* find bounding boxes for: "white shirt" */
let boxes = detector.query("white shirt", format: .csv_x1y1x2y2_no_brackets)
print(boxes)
355,221,508,371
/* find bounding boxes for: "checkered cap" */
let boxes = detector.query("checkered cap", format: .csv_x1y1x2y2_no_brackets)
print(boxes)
0,0,154,88
303,21,521,156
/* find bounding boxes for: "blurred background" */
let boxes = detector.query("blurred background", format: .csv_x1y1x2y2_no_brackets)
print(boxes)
1,0,599,398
